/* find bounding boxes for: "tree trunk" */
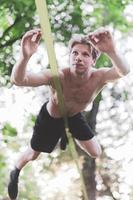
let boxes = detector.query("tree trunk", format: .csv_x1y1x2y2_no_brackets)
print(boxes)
82,95,101,200
83,157,96,200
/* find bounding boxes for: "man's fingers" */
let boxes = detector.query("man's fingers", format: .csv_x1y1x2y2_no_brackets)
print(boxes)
88,30,111,43
20,29,42,45
88,35,98,45
89,28,110,38
36,33,41,44
31,32,41,43
23,29,41,39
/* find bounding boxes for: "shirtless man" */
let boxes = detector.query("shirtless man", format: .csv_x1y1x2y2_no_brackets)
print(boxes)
8,28,129,199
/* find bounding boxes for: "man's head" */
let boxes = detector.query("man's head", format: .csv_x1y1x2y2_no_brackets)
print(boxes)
69,34,100,61
68,34,100,76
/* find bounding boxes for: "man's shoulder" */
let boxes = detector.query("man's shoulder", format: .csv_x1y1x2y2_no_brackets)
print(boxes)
91,67,110,84
93,67,121,84
92,67,110,76
59,67,70,77
60,67,69,72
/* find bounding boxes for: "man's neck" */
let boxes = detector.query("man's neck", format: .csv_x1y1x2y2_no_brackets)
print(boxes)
70,68,93,82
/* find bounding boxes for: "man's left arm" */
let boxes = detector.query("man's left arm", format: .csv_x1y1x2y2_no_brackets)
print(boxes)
88,28,130,82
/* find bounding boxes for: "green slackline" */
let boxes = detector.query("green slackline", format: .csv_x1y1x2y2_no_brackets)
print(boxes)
35,0,88,199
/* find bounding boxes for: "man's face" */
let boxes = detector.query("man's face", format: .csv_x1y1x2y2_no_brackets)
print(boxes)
69,43,95,76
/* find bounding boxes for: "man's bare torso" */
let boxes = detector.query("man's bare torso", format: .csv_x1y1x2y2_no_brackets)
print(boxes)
47,68,105,118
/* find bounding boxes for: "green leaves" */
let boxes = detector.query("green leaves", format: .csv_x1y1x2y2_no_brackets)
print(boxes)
2,122,17,137
0,0,36,85
96,53,112,69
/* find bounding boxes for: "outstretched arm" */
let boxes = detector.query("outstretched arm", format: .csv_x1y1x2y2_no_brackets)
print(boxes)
11,29,52,86
88,28,130,82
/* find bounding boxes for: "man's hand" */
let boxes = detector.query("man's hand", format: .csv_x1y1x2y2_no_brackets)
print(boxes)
87,28,116,53
20,29,41,59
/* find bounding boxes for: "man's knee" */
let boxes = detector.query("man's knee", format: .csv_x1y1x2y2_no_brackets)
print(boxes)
27,149,40,161
89,147,102,158
76,138,102,158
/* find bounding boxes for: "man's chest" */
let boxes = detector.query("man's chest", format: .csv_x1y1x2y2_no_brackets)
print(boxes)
63,81,100,104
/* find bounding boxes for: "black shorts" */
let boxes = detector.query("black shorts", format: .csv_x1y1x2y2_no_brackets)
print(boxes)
30,102,94,153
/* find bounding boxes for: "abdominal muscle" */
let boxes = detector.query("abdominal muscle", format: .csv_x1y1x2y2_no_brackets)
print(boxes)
47,99,88,118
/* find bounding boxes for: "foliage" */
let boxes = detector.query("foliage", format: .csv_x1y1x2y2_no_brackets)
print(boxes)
2,122,17,137
0,152,8,197
0,0,36,84
0,0,132,85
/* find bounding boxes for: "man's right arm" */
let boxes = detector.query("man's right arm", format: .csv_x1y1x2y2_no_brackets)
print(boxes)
11,29,52,87
11,56,28,85
11,56,52,87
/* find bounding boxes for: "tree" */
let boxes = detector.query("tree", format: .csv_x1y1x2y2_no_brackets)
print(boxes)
0,0,36,84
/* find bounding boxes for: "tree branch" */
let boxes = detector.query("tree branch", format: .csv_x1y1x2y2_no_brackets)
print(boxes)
0,36,21,48
85,93,101,132
0,15,21,41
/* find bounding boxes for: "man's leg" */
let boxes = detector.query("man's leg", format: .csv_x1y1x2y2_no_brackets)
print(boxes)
8,146,40,199
76,136,102,158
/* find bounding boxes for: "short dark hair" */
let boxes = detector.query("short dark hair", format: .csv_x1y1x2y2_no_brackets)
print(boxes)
68,34,100,60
